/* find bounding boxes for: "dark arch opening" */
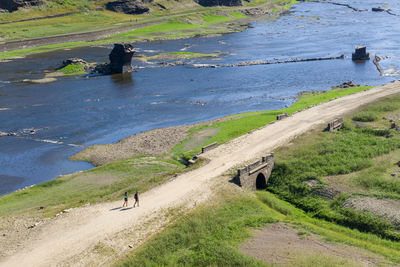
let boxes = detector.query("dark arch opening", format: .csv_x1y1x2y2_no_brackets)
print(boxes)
256,173,267,190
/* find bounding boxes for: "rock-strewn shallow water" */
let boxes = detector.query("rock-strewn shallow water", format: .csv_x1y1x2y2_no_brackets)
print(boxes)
1,0,400,195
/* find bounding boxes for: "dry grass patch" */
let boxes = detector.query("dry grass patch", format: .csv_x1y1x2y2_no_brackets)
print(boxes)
239,222,382,267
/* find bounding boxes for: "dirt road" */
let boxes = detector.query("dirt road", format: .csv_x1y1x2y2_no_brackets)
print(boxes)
2,81,400,266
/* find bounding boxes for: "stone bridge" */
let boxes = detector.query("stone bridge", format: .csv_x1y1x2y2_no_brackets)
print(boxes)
234,153,274,190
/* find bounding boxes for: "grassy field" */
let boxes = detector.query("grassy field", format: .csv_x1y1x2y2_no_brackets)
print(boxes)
116,189,400,266
172,86,373,160
0,11,135,41
268,95,400,240
0,157,189,217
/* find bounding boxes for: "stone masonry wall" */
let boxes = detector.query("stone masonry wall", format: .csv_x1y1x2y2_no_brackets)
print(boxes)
235,153,274,190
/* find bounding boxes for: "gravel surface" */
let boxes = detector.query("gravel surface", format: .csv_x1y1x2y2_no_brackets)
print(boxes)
344,196,400,226
71,125,192,166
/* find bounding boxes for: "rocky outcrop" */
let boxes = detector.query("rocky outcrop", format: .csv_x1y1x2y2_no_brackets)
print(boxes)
62,58,88,67
373,55,383,76
196,0,242,7
61,58,92,71
334,81,359,88
372,7,385,12
0,0,43,12
109,43,135,74
371,7,398,16
93,44,135,74
240,6,271,16
106,0,152,14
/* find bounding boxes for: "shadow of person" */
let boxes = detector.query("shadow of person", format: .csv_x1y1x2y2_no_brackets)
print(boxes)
120,207,133,211
109,207,122,211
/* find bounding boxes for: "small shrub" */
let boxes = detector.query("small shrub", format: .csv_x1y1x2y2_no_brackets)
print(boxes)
352,112,378,122
37,179,64,188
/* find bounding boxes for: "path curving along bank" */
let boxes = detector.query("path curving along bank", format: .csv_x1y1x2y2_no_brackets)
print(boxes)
2,81,400,266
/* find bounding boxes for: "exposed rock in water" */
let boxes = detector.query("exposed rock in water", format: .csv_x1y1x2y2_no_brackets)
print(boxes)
158,61,186,67
352,46,370,61
196,0,242,7
109,44,135,74
106,0,152,14
371,7,398,16
372,7,385,12
93,44,135,75
0,132,16,137
373,55,383,76
333,81,359,89
0,0,43,12
93,63,109,74
61,58,92,71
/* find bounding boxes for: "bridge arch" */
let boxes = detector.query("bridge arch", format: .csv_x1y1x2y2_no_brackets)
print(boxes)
234,154,274,190
256,173,267,190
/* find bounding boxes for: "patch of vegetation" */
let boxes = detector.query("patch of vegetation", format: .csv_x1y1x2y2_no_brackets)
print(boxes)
117,190,400,266
117,194,274,266
0,157,185,216
267,95,400,241
172,86,373,160
352,112,378,122
0,41,89,59
111,12,246,40
0,11,135,41
58,64,86,75
352,152,400,195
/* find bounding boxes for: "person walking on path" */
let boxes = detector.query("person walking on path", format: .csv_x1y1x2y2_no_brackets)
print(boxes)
123,192,128,207
133,191,139,207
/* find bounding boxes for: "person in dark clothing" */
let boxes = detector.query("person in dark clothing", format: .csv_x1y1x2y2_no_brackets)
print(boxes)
123,192,128,207
133,191,139,207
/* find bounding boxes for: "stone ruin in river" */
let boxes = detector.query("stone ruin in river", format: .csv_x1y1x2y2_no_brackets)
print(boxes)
109,43,135,74
94,43,135,75
352,46,370,61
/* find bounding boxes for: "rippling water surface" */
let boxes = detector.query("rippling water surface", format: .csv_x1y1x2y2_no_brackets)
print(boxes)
1,0,400,195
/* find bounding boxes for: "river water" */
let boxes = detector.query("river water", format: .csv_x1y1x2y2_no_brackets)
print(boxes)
1,0,400,195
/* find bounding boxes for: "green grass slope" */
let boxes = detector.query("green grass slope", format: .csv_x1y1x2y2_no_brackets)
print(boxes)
0,0,297,58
